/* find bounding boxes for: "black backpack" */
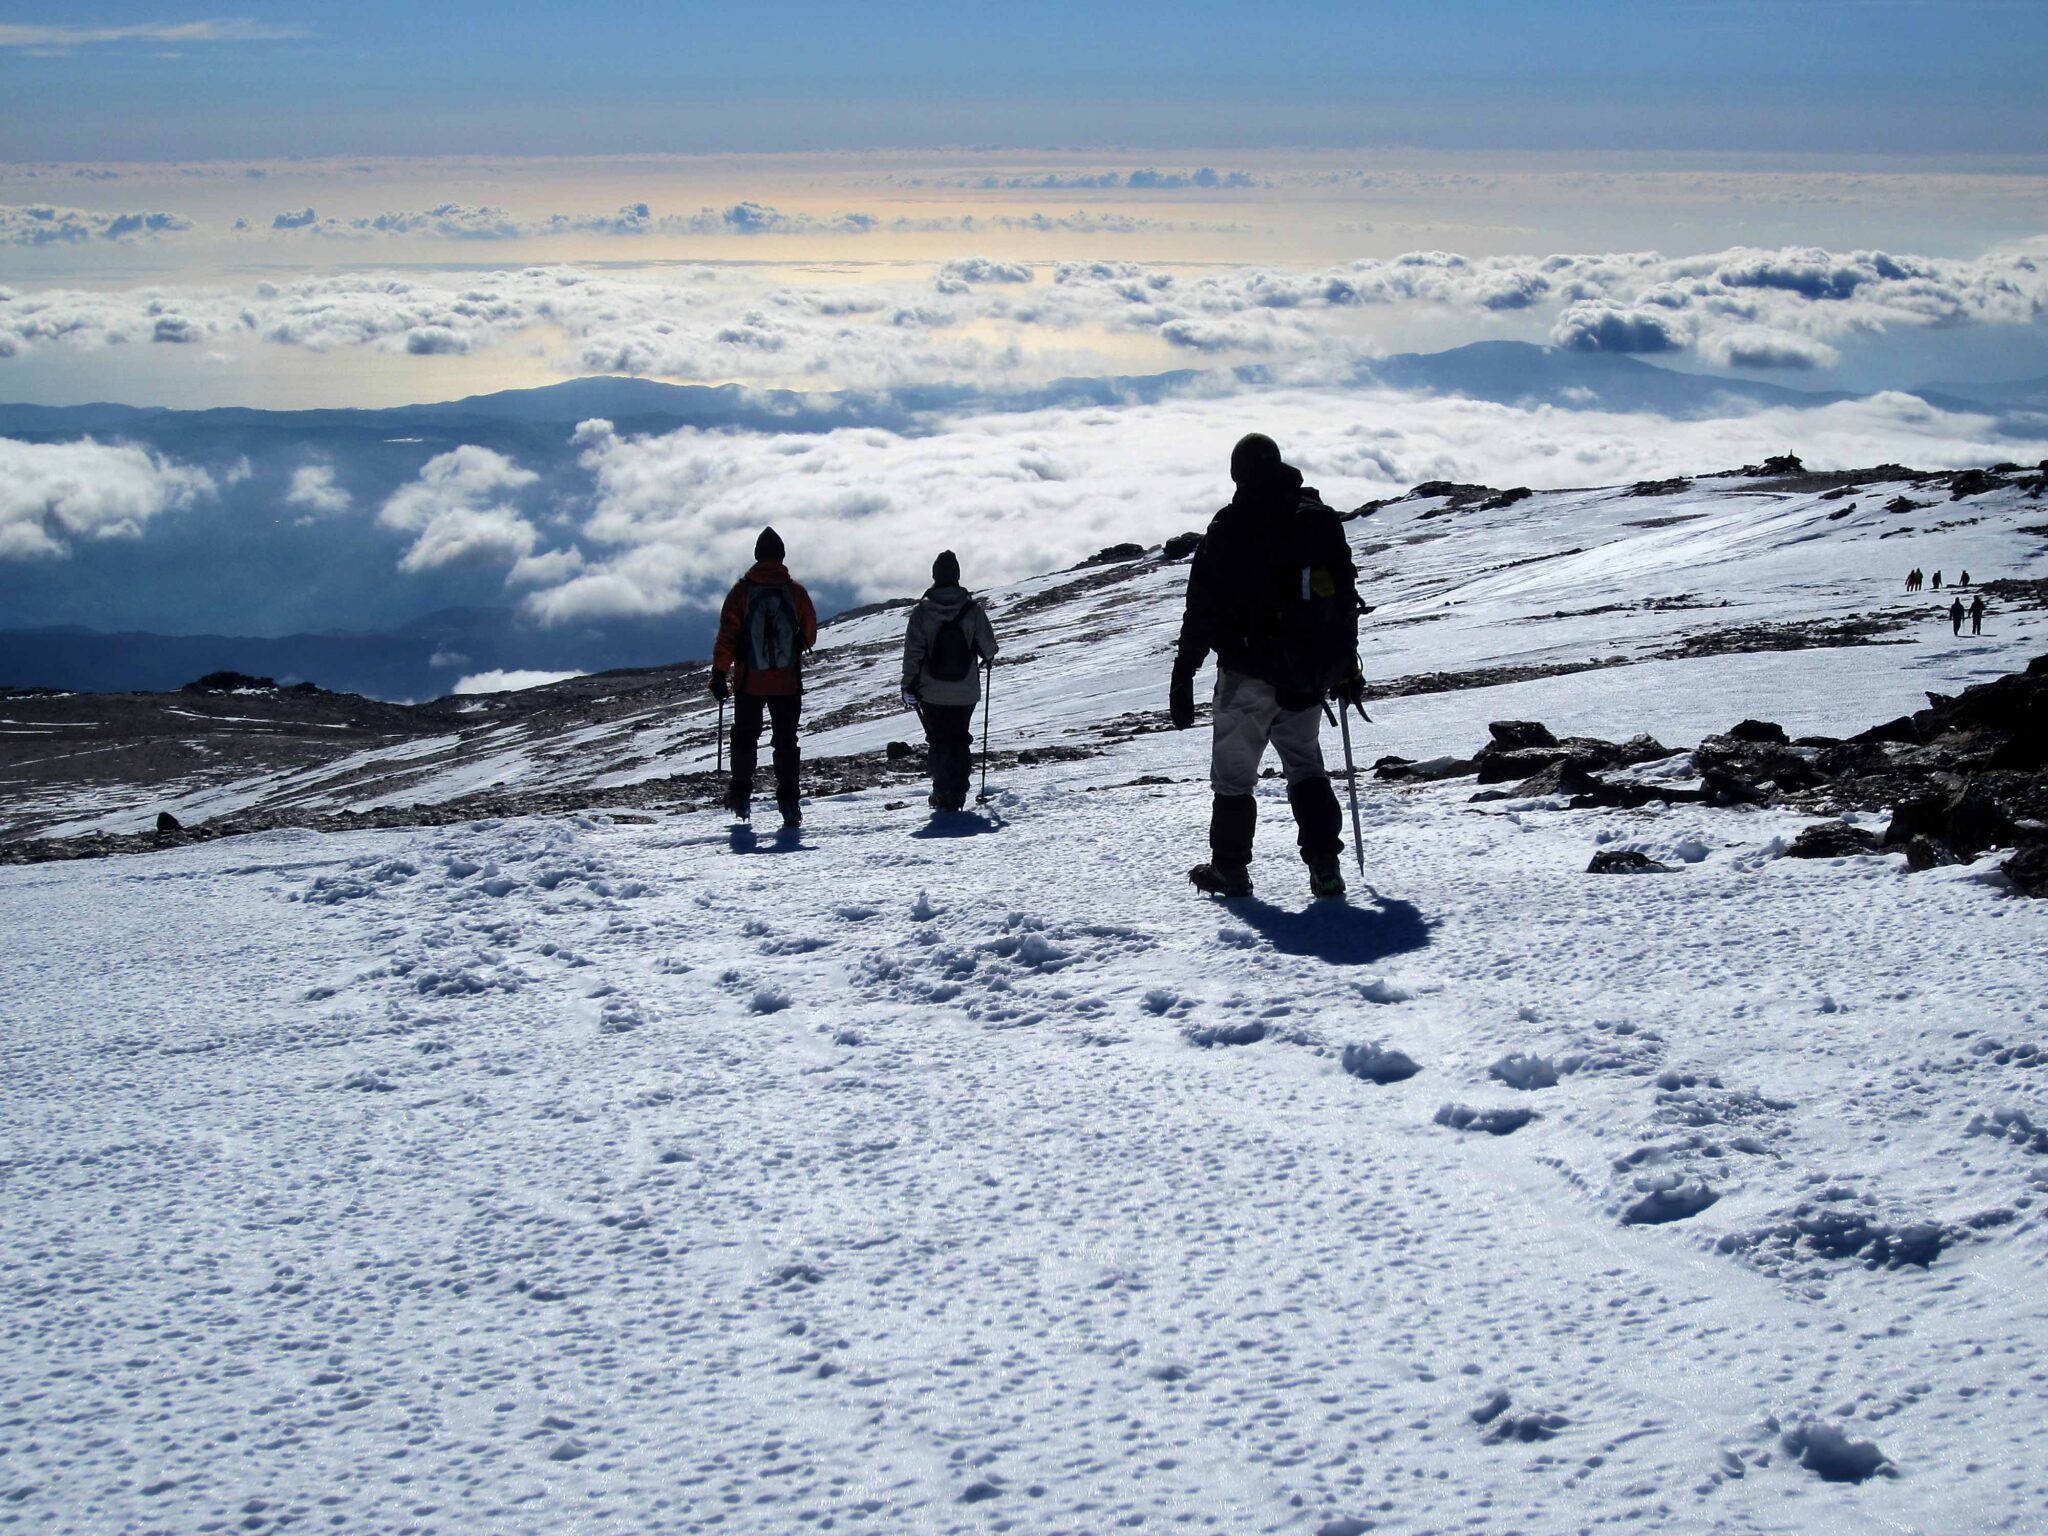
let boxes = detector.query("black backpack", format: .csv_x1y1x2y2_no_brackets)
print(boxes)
744,583,800,672
926,606,977,682
1268,544,1358,703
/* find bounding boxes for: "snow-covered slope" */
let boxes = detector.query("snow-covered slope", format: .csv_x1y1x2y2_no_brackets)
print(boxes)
2,461,2046,1535
6,461,2045,844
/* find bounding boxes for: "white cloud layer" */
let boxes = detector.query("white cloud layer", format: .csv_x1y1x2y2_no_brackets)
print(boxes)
4,242,2040,384
0,20,301,46
0,436,215,560
285,462,350,514
238,201,1183,244
0,204,193,246
378,447,540,573
451,668,583,695
511,385,2046,623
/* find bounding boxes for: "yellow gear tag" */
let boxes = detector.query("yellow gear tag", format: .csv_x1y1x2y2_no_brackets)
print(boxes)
1310,569,1336,598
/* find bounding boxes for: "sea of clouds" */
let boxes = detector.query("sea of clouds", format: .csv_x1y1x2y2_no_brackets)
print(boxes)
4,242,2042,385
6,383,2038,632
3,237,2045,644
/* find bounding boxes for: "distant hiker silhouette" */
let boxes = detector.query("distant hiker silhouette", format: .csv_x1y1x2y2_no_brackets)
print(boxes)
1959,570,1971,587
1950,596,1965,636
902,550,1000,812
710,527,818,830
1971,594,1986,635
1905,567,1922,592
1171,432,1365,901
1932,570,1943,590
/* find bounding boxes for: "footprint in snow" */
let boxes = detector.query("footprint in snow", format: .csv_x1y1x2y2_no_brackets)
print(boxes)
1490,1052,1560,1090
1778,1419,1894,1483
1184,1020,1267,1048
1342,1043,1420,1084
1436,1103,1532,1135
1621,1174,1720,1224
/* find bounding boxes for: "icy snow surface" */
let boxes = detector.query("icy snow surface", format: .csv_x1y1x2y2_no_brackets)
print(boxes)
3,468,2047,1534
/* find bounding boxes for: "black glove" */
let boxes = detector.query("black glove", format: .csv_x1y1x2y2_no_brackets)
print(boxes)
1169,669,1196,731
1332,657,1366,714
709,671,729,703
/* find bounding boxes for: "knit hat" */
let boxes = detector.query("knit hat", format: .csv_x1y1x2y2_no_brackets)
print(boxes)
932,549,961,586
1229,432,1284,486
755,526,784,563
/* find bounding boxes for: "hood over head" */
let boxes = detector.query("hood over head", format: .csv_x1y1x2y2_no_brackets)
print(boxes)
1229,432,1304,512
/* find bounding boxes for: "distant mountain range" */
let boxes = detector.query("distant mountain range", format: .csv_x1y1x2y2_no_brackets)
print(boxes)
0,607,691,701
3,341,2040,699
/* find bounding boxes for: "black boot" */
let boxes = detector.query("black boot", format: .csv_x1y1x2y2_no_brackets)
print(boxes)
1190,794,1256,897
1288,777,1346,897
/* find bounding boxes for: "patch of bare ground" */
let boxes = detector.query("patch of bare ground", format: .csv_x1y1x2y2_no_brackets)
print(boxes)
993,554,1164,622
0,741,1103,866
1656,611,1914,661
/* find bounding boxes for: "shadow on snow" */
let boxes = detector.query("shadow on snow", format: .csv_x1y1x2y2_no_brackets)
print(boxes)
910,810,1007,840
728,825,808,855
1232,893,1433,967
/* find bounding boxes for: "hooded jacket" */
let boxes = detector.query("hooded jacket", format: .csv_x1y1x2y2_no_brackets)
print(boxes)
1174,475,1358,696
903,584,999,706
713,560,819,697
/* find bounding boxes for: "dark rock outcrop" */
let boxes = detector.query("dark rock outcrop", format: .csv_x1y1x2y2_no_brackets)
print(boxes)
1727,719,1789,745
1948,468,2004,500
1785,821,1880,859
1161,530,1202,561
1742,454,1805,477
1078,542,1146,569
2003,844,2048,896
1374,754,1479,783
1488,720,1557,750
183,671,276,693
1588,849,1674,874
155,811,182,833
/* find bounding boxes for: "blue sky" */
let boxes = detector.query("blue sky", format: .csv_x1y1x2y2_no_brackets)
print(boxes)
4,1,2048,160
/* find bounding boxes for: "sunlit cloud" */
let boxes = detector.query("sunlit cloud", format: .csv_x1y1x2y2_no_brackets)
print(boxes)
0,436,216,560
515,386,2043,623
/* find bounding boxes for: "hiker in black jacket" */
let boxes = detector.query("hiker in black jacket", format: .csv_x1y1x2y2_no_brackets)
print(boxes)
902,550,1000,811
1170,433,1364,899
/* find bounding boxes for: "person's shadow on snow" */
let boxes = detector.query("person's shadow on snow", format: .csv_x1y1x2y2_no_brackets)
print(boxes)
910,810,1006,840
1233,893,1432,967
728,825,808,854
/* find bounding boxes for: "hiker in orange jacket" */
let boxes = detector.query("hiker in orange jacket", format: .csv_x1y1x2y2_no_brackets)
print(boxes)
710,527,819,828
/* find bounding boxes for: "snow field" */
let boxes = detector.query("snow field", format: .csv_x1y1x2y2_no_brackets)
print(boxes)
4,698,2046,1533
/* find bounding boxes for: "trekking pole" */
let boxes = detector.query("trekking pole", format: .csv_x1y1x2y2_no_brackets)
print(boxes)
977,660,993,804
716,694,726,777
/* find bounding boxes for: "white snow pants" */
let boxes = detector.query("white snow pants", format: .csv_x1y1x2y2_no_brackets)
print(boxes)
1210,669,1328,794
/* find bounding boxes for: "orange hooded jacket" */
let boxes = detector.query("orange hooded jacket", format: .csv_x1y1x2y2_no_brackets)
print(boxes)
712,561,819,696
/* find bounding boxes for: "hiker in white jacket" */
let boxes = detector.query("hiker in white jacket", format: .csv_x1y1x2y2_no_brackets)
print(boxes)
901,550,1000,811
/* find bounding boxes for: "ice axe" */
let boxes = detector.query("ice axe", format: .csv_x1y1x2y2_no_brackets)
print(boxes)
1324,686,1371,877
1337,702,1367,876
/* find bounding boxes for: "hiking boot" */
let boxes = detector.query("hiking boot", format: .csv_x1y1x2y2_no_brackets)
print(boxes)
1308,855,1347,901
723,787,751,820
1188,862,1253,899
779,802,802,831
